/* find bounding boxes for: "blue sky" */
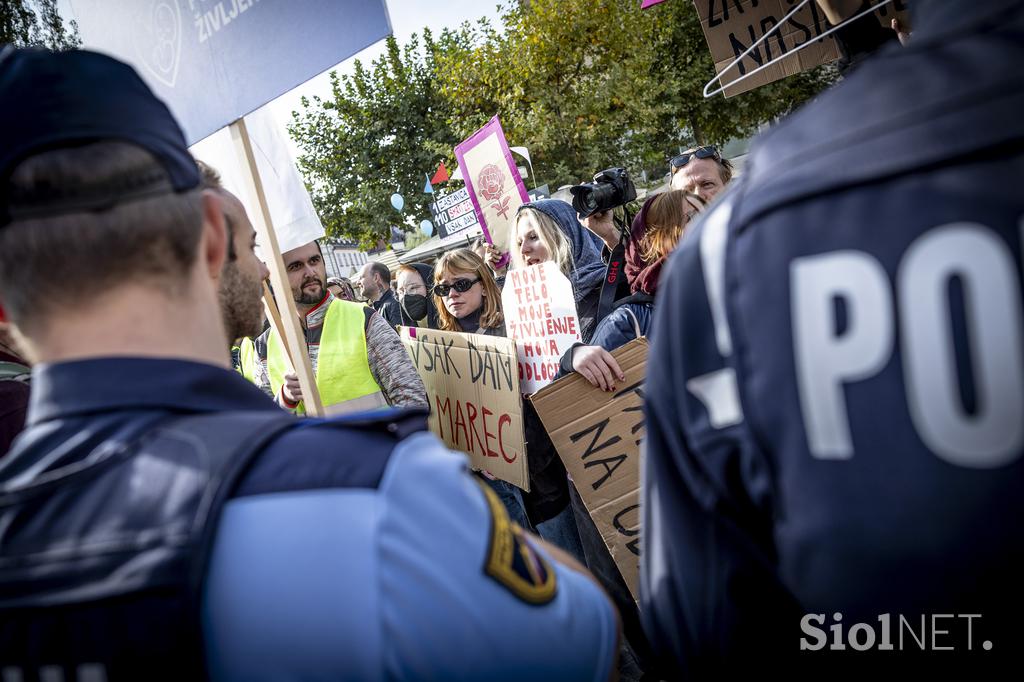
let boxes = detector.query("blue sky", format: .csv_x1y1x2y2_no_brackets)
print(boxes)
266,0,505,123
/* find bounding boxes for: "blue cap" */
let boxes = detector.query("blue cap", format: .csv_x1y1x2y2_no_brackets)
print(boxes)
0,47,200,224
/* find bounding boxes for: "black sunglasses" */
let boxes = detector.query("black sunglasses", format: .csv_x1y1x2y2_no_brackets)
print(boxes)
432,277,481,297
670,146,720,172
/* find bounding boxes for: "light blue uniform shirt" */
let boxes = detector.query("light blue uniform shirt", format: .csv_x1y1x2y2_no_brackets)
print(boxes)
202,431,617,680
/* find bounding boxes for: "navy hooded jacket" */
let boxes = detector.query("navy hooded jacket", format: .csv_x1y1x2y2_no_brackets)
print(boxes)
520,200,606,342
641,0,1024,675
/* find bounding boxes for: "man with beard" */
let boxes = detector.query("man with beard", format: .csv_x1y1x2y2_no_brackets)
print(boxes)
196,161,269,381
254,240,427,415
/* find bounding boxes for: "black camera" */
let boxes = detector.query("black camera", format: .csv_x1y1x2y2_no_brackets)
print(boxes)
569,167,637,219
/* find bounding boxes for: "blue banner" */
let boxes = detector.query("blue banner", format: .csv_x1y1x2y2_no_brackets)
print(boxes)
68,0,392,144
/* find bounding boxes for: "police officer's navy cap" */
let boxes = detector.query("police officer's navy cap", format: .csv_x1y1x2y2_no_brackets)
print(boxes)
0,46,200,226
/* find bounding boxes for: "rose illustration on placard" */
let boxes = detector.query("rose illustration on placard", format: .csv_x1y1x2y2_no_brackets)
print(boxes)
493,195,512,220
477,164,506,202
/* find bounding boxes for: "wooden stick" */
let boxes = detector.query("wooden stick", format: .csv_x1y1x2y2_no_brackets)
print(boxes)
230,117,324,416
262,281,292,363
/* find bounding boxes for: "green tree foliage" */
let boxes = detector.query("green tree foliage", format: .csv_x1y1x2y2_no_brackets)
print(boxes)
290,0,836,244
437,0,836,188
1,0,80,49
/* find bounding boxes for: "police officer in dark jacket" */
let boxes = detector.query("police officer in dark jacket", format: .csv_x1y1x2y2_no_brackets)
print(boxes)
642,0,1024,675
0,48,618,681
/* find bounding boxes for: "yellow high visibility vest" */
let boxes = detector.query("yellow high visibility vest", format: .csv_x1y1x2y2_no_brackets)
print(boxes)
267,299,383,415
234,337,258,383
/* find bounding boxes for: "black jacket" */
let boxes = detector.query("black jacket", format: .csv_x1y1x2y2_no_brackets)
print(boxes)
372,288,403,329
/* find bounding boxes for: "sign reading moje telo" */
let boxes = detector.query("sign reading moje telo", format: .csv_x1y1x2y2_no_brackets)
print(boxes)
401,327,529,491
530,338,648,599
503,262,582,395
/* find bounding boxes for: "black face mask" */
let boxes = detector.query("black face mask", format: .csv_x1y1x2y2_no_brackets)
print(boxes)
401,293,428,322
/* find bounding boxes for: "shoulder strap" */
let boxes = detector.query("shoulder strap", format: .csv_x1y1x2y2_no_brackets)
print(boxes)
597,233,627,321
621,307,642,341
162,412,298,592
159,411,299,660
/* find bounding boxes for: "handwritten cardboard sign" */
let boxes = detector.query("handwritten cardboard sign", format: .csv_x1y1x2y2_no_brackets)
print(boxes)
530,338,649,599
502,262,582,395
430,187,481,239
693,0,908,97
454,117,530,266
401,327,529,490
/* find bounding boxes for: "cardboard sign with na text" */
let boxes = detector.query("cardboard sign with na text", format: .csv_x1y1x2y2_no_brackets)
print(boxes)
530,337,649,598
693,0,909,97
401,327,529,490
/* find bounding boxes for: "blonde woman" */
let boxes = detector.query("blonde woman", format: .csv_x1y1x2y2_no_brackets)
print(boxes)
512,200,606,343
432,248,505,336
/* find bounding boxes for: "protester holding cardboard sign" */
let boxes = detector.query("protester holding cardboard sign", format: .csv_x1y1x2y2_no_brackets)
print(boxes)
433,249,585,561
430,248,530,528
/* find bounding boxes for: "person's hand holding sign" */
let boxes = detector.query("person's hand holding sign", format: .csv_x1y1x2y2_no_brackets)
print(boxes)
572,345,625,392
282,370,303,404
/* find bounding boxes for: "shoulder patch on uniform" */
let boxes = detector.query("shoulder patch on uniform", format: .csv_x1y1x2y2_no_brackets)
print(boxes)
478,480,558,605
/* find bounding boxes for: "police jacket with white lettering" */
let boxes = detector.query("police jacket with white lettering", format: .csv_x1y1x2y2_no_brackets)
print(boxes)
0,358,616,681
641,0,1024,675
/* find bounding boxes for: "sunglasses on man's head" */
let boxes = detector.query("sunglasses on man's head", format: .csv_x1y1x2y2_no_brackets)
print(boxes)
670,145,720,172
432,277,481,297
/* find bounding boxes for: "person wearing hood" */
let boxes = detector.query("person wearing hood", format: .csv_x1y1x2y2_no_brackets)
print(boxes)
396,262,439,329
512,200,607,343
562,190,704,390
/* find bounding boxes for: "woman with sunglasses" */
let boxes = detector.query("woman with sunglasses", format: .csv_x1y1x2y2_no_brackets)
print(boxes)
512,200,607,343
431,249,532,528
432,248,504,336
433,249,586,562
670,145,733,203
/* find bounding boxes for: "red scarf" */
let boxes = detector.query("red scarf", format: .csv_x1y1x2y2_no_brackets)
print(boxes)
624,196,663,296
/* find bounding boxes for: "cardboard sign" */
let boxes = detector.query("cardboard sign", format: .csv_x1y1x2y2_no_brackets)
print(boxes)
454,117,530,266
502,262,582,395
693,0,840,97
401,327,529,490
69,0,392,143
430,187,481,239
693,0,909,97
531,338,649,599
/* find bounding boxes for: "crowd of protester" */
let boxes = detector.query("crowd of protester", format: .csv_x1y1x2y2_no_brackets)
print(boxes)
2,0,1022,678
